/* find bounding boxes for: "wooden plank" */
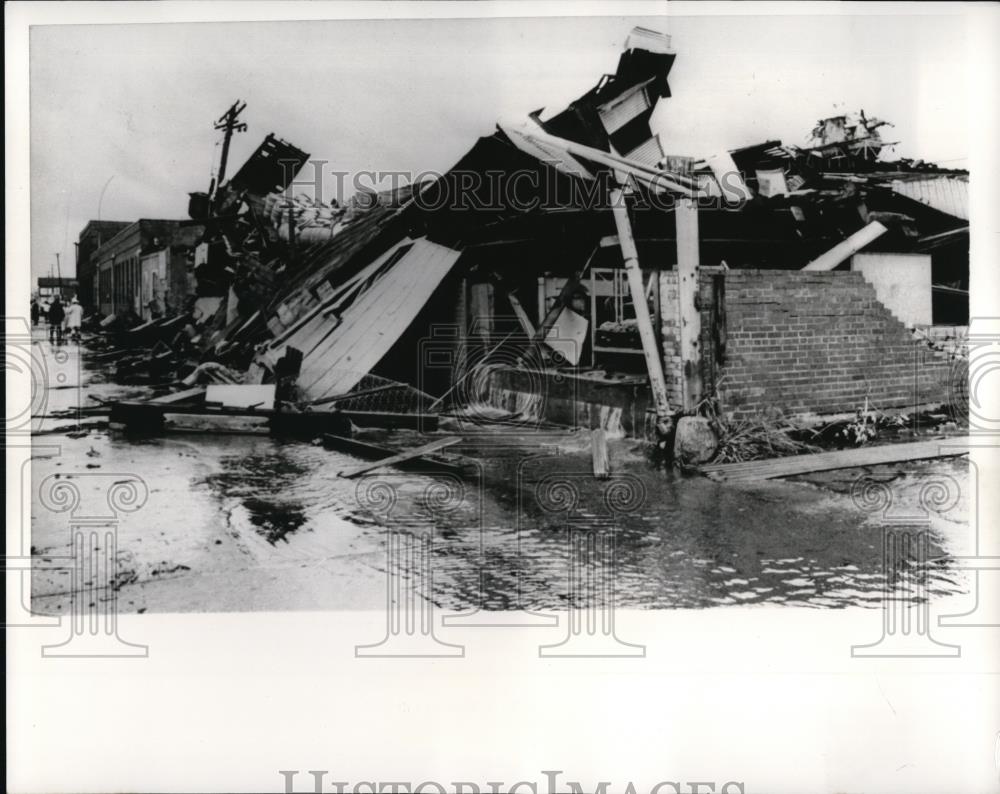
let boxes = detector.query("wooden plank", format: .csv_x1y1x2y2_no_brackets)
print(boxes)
591,428,609,479
269,411,351,438
340,410,439,431
610,177,674,435
323,433,403,458
506,291,537,337
205,384,276,411
338,437,462,478
701,438,970,482
149,387,207,405
322,433,465,476
519,247,597,367
112,401,267,418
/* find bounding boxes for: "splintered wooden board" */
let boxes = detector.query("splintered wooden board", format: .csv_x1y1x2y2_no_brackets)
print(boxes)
296,239,462,401
338,437,462,478
205,384,276,411
700,437,970,482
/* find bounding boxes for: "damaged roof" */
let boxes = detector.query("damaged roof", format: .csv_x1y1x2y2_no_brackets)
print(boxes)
227,133,311,197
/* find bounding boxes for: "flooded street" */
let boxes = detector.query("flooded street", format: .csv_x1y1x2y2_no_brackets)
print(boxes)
30,334,972,615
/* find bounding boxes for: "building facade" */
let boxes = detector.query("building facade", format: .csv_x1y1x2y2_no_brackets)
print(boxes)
75,220,131,311
84,219,203,318
36,277,79,302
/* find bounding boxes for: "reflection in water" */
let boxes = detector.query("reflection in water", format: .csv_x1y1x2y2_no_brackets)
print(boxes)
203,450,311,545
240,498,308,545
198,436,967,609
33,329,968,614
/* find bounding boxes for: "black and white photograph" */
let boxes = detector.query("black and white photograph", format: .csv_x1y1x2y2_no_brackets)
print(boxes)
6,2,1000,793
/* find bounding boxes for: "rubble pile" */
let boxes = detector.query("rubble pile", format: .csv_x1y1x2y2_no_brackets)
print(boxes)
82,26,968,455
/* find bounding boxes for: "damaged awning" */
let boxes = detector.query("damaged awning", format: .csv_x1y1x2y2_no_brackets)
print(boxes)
290,238,463,400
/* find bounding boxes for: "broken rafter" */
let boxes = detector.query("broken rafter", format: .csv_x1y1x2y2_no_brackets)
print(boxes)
609,175,674,435
802,221,888,271
499,123,703,198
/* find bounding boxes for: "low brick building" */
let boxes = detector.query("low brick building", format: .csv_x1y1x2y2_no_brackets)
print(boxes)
36,277,79,302
84,219,203,317
75,220,131,311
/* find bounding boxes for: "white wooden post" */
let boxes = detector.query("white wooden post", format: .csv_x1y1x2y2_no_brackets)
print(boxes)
676,197,702,412
802,221,888,271
610,179,674,436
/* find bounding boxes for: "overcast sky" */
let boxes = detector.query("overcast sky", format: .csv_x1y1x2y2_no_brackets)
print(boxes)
30,12,970,280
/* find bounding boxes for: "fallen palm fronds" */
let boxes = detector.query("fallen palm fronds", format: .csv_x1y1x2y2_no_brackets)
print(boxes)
710,418,820,464
697,387,819,464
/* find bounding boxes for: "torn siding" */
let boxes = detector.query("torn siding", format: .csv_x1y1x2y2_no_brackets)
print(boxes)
890,176,969,220
283,238,464,401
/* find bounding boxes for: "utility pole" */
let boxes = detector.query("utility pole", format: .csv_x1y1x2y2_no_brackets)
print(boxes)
210,100,247,199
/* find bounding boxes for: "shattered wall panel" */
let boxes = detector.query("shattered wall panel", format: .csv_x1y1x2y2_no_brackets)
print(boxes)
294,238,464,400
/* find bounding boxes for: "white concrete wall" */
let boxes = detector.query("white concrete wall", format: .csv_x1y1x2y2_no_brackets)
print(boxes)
851,252,932,327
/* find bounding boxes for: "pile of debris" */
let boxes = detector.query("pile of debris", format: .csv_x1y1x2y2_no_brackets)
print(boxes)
90,25,968,474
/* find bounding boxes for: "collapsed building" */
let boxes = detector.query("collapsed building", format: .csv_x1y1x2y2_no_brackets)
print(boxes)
98,27,969,444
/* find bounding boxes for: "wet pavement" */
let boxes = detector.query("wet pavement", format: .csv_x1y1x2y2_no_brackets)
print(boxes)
29,333,972,614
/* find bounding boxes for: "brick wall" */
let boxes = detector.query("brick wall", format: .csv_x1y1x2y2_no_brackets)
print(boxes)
695,269,954,421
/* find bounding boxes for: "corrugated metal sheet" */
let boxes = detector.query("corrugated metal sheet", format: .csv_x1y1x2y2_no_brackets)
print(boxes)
624,27,672,55
265,203,406,334
598,79,653,134
293,238,463,400
891,176,968,220
624,134,664,167
267,244,408,353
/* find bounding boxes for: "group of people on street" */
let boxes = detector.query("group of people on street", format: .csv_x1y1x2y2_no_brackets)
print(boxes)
31,295,83,343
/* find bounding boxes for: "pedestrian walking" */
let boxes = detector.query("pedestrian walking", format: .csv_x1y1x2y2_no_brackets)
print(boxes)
47,297,65,344
65,297,84,342
31,298,40,327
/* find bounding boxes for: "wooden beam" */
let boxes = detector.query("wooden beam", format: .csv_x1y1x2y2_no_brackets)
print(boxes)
705,150,752,202
506,290,537,338
609,179,674,436
531,248,597,343
501,124,701,197
338,437,462,478
148,387,207,405
802,221,887,271
322,434,465,476
339,410,440,431
591,428,610,479
676,198,702,411
512,247,597,368
701,438,970,482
